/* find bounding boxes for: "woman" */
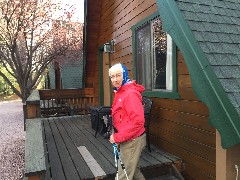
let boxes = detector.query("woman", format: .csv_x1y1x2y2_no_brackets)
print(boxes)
109,63,146,180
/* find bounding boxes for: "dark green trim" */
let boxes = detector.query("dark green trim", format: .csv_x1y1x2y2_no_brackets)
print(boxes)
98,46,104,106
131,12,180,99
156,0,240,148
172,43,178,93
132,28,136,80
108,53,113,104
82,0,87,88
143,91,180,99
131,12,160,31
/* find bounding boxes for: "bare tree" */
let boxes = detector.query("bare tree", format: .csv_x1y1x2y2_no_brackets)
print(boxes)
0,0,83,102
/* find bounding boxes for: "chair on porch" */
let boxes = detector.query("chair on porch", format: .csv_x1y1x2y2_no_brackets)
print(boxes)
142,96,153,152
90,97,153,152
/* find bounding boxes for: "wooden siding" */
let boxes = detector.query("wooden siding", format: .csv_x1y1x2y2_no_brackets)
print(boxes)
85,1,216,179
151,50,216,179
85,0,157,85
85,0,102,93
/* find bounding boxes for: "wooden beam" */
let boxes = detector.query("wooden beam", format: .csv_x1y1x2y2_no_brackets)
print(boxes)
25,119,46,180
26,104,40,119
28,175,41,180
216,130,227,180
216,130,240,180
26,90,40,119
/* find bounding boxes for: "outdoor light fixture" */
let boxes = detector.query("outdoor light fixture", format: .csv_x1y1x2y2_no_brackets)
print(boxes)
104,40,115,53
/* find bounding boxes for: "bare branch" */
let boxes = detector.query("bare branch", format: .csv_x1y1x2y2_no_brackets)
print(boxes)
0,0,84,102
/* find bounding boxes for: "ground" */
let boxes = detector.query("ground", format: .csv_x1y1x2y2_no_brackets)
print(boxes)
0,95,25,180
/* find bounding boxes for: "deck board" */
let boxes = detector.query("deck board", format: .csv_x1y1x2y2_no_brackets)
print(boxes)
80,115,152,168
43,120,66,180
61,116,115,174
42,115,181,179
49,119,80,180
78,146,106,177
54,118,93,179
57,117,94,179
59,118,102,179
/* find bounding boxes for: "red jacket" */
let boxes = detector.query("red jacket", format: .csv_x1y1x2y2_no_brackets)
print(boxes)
112,81,145,143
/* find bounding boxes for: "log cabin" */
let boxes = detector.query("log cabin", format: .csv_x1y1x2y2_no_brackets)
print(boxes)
83,0,240,179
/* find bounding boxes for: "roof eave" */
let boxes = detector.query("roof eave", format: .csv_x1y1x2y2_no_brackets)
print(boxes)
155,0,240,149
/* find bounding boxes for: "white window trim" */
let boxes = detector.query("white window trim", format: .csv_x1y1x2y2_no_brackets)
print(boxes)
166,34,173,91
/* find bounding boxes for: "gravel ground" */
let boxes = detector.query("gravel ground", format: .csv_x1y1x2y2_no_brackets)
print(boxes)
0,100,25,180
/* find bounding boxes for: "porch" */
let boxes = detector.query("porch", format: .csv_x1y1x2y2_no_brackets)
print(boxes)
26,115,183,180
24,89,184,180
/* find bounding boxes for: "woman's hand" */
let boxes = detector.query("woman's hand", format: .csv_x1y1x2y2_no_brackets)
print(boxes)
109,134,115,144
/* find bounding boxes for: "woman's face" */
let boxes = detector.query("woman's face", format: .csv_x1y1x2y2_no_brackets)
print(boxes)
110,69,123,88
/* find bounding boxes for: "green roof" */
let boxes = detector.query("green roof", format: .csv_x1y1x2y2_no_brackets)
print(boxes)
48,60,83,89
48,65,56,89
156,0,240,148
60,61,83,89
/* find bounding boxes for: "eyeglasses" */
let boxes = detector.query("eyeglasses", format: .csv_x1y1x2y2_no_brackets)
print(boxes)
110,73,122,79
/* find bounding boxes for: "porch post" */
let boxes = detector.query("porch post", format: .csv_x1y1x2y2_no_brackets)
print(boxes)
216,130,240,180
216,131,227,180
26,89,41,119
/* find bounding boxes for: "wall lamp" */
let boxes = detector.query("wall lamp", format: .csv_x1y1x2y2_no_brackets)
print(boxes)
104,40,115,53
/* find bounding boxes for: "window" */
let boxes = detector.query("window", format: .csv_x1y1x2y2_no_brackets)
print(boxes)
133,14,179,98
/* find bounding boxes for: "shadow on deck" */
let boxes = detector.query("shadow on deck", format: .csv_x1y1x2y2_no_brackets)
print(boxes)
41,115,183,180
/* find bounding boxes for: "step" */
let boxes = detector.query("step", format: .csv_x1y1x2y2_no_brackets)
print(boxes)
143,164,185,180
147,174,179,180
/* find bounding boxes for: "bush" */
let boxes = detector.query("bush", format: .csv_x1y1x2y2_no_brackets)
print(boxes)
0,66,17,95
0,81,13,95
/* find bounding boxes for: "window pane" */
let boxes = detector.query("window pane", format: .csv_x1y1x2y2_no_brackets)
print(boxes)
152,18,167,90
136,24,152,90
135,16,173,92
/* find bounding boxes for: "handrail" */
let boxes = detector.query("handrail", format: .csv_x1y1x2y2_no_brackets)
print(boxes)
39,88,94,99
24,88,95,119
39,88,95,117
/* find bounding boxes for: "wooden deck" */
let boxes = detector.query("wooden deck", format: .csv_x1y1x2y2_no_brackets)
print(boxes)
41,115,182,180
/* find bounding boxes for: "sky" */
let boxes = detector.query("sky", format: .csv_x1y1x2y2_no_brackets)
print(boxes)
60,0,84,23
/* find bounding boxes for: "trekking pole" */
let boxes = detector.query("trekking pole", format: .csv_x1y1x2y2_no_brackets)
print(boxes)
113,143,119,180
112,143,129,180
